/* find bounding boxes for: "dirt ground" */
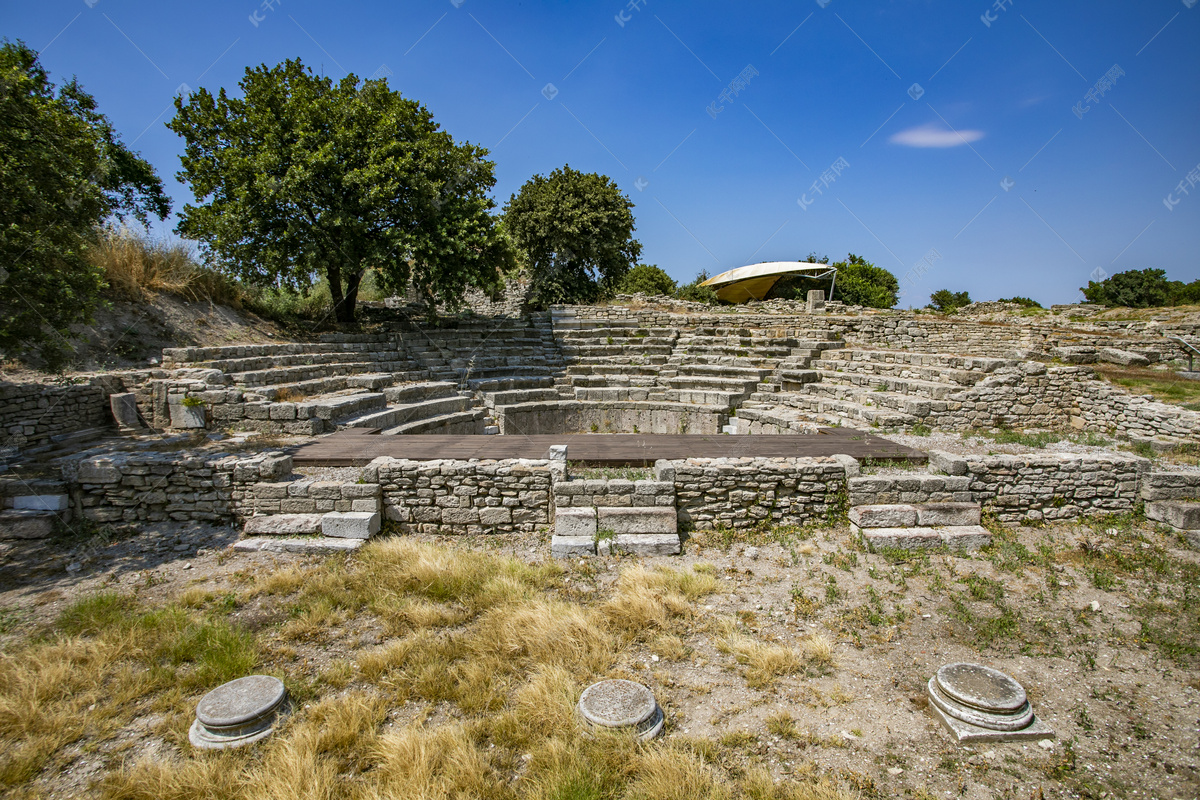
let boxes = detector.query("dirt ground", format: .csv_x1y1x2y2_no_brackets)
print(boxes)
1,510,1197,800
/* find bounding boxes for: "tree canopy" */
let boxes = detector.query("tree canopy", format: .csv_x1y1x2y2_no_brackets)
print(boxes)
168,58,508,323
503,166,641,306
928,289,972,313
0,40,169,365
1080,268,1200,308
617,264,676,296
830,254,898,308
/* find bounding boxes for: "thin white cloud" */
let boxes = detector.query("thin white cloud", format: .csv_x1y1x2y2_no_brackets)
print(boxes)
890,122,984,148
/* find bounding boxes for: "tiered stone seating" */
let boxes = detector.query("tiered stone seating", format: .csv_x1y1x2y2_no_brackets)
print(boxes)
400,316,562,383
163,333,427,399
339,382,482,434
744,349,1016,429
469,376,559,408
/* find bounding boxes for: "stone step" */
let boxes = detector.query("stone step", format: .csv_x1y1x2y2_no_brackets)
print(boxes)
850,503,981,528
244,514,324,536
233,536,365,554
299,393,388,424
0,509,57,540
770,393,918,427
382,408,487,435
1140,472,1200,501
854,524,992,550
815,369,964,398
467,375,555,392
261,372,429,401
383,381,459,404
1146,500,1200,534
355,395,472,429
664,389,745,408
482,387,560,407
803,383,935,418
232,360,417,387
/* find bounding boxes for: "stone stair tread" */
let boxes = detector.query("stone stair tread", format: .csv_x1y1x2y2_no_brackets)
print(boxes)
244,514,325,535
855,524,991,550
234,536,364,554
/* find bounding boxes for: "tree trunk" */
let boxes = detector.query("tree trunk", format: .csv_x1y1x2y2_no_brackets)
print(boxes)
343,269,363,323
325,263,355,324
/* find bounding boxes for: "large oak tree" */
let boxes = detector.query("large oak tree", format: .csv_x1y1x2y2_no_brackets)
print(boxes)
168,58,508,323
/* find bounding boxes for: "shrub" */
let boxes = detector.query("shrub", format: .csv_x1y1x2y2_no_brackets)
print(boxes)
617,264,676,296
675,271,719,305
998,296,1042,308
928,289,971,313
831,254,898,308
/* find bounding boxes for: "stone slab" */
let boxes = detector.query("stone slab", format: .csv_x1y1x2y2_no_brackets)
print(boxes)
233,536,364,554
849,504,918,528
12,494,69,512
0,509,55,539
1098,347,1150,367
578,679,656,728
855,524,991,550
929,701,1054,743
244,514,324,536
613,533,681,556
555,506,597,537
1146,500,1200,531
551,535,596,558
110,392,143,429
320,511,381,539
597,506,677,535
190,675,289,750
916,502,982,527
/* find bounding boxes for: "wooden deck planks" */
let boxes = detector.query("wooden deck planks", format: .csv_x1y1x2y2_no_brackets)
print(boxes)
291,429,927,467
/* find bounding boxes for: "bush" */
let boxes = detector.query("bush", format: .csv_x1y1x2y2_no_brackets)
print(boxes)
1081,268,1171,308
617,264,676,296
675,271,719,305
998,296,1042,308
831,254,898,308
928,289,972,313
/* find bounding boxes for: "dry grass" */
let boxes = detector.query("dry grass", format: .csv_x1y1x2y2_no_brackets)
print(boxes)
3,540,854,800
717,621,836,688
91,225,243,306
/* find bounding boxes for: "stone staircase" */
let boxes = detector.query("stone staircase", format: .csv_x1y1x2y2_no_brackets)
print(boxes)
743,348,1015,430
1142,471,1200,546
550,476,680,557
848,472,990,550
342,381,490,435
0,477,70,541
399,316,561,385
233,462,382,554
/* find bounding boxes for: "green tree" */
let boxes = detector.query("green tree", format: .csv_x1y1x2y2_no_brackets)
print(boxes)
998,296,1042,308
168,58,507,324
1169,279,1200,306
675,270,719,305
0,41,169,365
503,166,641,306
617,264,676,296
1080,268,1172,308
831,254,898,308
928,289,972,313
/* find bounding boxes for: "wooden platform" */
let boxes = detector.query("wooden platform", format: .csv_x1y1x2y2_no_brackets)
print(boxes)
291,429,928,467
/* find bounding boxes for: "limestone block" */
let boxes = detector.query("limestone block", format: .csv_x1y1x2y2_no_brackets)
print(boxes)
856,524,991,551
478,507,512,525
849,504,918,528
0,509,55,539
613,533,682,556
321,511,380,539
1146,500,1200,530
244,514,324,535
928,450,969,476
234,537,363,554
916,502,982,527
13,494,69,512
110,393,143,429
78,458,122,484
597,506,677,535
551,535,596,558
556,507,596,537
1098,348,1150,367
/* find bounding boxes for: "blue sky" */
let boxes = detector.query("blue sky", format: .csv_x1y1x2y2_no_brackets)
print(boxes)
5,0,1199,306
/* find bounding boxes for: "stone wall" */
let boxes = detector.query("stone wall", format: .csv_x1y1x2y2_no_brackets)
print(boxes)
497,400,724,435
367,457,553,534
1075,381,1200,444
68,451,291,524
553,479,675,508
928,450,1150,524
657,456,848,531
0,380,113,451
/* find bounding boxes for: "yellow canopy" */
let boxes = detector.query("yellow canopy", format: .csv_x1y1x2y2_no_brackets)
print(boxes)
700,262,836,303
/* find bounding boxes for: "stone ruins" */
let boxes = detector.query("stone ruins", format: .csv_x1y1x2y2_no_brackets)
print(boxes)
1,300,1198,554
